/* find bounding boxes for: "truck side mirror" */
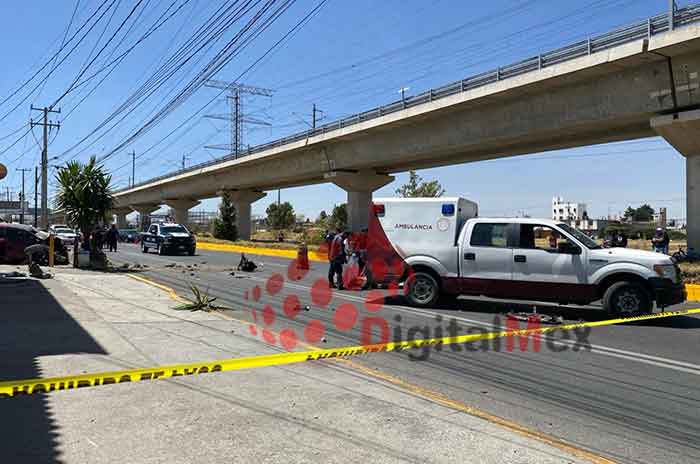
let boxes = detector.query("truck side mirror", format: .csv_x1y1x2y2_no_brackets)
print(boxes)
558,242,581,255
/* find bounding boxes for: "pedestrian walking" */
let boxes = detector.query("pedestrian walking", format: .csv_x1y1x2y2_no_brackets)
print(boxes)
107,224,119,252
328,229,346,290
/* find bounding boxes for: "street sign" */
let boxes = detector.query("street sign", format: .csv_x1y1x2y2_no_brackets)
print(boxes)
0,163,6,180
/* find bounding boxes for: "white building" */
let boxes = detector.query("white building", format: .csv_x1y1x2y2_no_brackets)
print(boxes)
552,196,587,221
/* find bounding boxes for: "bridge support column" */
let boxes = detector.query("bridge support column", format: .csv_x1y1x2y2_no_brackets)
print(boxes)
325,170,394,232
220,190,266,240
652,109,700,250
164,199,201,226
112,208,130,229
130,204,160,231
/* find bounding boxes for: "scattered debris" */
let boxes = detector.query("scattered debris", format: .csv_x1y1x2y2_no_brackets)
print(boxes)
321,337,327,343
303,305,310,311
0,271,26,278
164,263,178,268
506,311,564,325
200,261,207,265
28,263,52,279
173,285,231,312
237,254,257,272
229,271,236,276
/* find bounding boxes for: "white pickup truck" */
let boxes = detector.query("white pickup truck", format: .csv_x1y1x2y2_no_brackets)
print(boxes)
373,197,685,315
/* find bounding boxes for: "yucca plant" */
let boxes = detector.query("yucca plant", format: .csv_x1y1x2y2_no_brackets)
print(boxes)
54,156,114,251
174,285,230,312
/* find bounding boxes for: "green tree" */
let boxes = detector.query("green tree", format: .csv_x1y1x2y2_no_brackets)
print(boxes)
329,203,347,231
623,204,655,222
395,170,445,197
54,156,114,248
635,204,655,222
317,210,328,224
212,191,238,241
266,202,295,229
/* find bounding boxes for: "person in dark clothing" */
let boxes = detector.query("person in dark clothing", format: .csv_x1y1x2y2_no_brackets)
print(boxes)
328,230,346,289
106,224,119,252
651,227,670,254
92,226,105,252
616,231,628,248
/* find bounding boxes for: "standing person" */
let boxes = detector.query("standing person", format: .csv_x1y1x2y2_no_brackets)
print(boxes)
651,227,670,254
617,231,628,248
328,229,346,290
107,224,119,252
93,226,104,252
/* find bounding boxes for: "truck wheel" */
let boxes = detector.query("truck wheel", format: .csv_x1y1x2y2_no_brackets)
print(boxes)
158,244,166,256
188,247,196,256
602,281,651,317
405,271,440,307
142,243,148,253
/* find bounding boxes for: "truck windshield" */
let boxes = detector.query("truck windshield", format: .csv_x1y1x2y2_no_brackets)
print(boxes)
557,223,601,249
161,226,188,234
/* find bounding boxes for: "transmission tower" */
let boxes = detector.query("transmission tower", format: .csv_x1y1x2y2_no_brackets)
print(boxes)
204,80,273,158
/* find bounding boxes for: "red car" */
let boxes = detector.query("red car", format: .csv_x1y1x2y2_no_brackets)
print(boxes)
0,223,68,264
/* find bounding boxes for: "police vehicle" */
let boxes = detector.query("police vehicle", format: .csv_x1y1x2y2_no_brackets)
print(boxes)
141,223,196,256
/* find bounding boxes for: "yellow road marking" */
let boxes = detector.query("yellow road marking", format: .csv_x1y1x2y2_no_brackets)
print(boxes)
196,241,327,262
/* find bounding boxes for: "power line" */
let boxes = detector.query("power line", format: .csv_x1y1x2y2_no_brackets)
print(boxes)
0,0,117,123
108,0,329,177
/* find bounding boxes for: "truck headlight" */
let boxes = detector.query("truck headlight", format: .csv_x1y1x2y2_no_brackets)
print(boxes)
654,264,677,282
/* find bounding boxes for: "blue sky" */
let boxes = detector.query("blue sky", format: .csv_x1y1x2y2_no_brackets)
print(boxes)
0,0,690,222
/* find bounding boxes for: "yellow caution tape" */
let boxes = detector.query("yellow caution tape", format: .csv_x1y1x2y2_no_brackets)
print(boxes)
2,308,699,398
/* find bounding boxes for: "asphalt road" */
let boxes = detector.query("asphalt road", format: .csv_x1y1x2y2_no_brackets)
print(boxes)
109,243,700,464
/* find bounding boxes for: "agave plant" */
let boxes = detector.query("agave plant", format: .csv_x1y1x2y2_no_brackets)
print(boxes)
174,285,230,312
54,156,114,246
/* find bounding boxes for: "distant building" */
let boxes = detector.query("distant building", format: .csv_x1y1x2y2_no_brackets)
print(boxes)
561,218,609,235
654,207,668,227
552,196,587,221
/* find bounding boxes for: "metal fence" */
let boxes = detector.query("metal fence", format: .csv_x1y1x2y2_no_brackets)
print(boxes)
118,4,700,194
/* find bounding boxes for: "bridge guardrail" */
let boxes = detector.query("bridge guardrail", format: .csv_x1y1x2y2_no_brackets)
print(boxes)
117,5,700,193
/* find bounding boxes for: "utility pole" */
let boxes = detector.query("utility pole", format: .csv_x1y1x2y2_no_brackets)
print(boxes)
311,104,325,129
34,167,39,227
669,0,676,31
204,80,273,158
181,154,190,170
30,105,60,230
130,150,136,187
16,168,31,224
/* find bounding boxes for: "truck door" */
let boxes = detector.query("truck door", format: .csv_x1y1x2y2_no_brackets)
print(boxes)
510,223,593,302
460,222,513,296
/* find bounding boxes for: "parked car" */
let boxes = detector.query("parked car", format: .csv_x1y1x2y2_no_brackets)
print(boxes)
141,223,196,256
49,225,78,245
118,229,140,243
373,197,685,315
0,223,69,265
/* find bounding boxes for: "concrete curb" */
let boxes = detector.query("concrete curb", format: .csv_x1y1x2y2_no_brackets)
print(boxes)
197,241,327,262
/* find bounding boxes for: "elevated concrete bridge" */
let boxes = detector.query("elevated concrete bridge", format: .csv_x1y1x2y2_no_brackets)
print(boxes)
113,6,700,247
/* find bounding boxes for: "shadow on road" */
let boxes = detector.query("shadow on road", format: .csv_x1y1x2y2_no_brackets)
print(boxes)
0,278,106,464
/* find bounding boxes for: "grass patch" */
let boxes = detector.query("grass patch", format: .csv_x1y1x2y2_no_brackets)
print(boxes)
680,262,700,284
173,285,230,312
